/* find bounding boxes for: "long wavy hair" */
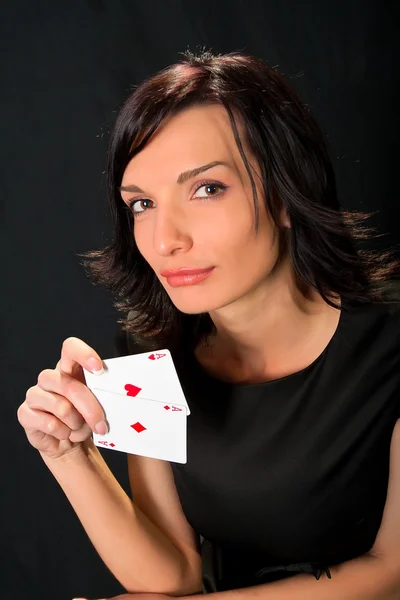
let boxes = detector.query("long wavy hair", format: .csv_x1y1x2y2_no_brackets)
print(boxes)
78,49,400,353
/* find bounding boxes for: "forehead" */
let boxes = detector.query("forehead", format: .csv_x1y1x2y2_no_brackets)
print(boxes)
121,104,249,185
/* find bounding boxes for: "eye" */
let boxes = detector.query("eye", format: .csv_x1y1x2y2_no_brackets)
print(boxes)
193,181,227,199
124,198,155,217
123,180,227,218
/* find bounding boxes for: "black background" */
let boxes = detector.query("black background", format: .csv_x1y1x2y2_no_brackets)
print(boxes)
1,2,399,599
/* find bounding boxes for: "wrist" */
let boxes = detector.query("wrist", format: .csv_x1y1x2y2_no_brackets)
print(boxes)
40,438,96,466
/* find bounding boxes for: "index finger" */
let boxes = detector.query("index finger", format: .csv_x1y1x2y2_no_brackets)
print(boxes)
58,337,104,378
57,337,108,435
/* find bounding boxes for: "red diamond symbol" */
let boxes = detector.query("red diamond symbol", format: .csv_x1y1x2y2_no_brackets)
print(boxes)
164,405,170,410
109,443,115,447
131,422,146,433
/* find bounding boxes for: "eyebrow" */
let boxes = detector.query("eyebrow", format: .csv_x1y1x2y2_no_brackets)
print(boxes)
118,160,230,193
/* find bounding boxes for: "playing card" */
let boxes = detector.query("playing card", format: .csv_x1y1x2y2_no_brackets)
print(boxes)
83,349,190,415
92,388,187,464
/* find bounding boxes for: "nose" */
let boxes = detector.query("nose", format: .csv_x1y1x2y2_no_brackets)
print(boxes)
152,206,193,256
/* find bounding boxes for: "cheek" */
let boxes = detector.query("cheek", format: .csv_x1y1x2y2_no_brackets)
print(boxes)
199,201,254,249
204,208,272,258
218,216,279,279
133,224,153,263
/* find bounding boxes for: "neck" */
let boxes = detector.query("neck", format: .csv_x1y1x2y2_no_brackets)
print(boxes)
200,262,341,382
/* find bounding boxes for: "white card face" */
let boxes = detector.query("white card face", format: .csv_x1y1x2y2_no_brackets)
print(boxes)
92,389,187,464
83,349,190,415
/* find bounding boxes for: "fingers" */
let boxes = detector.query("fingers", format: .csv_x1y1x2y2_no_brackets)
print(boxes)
37,366,107,435
26,386,85,431
58,337,104,381
18,337,109,458
19,402,74,441
19,387,92,441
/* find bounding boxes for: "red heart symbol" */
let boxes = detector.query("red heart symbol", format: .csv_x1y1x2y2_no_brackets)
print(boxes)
148,352,166,360
124,383,142,397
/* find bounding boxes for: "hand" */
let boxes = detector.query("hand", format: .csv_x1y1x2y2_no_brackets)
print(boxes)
17,337,108,460
370,418,400,564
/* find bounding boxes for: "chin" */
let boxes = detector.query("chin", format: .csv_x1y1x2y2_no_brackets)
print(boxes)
168,291,235,315
170,301,216,315
164,291,217,315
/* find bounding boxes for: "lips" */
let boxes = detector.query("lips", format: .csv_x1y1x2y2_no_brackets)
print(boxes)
161,266,215,288
160,266,214,277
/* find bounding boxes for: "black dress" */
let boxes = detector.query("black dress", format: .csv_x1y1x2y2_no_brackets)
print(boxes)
114,296,400,591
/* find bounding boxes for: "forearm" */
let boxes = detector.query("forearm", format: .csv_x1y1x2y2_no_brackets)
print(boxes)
183,553,400,600
41,441,199,596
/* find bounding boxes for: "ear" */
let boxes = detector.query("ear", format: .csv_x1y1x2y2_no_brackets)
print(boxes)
279,205,291,228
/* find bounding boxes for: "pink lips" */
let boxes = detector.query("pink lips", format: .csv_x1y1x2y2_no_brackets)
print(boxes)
161,266,215,287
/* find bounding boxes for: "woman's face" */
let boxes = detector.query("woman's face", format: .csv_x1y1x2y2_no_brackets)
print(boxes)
120,103,287,315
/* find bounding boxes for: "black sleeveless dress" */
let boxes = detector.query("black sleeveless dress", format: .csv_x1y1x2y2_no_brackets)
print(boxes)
114,296,400,591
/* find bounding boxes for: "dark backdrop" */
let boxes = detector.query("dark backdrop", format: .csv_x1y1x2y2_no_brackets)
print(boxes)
1,2,399,599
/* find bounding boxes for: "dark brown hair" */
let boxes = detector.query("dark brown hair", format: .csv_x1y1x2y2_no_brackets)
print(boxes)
78,49,400,353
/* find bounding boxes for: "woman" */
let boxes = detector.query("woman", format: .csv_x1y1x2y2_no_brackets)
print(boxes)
17,50,400,599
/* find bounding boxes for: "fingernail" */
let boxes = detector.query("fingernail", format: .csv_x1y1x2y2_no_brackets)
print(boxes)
94,420,108,435
87,357,104,375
